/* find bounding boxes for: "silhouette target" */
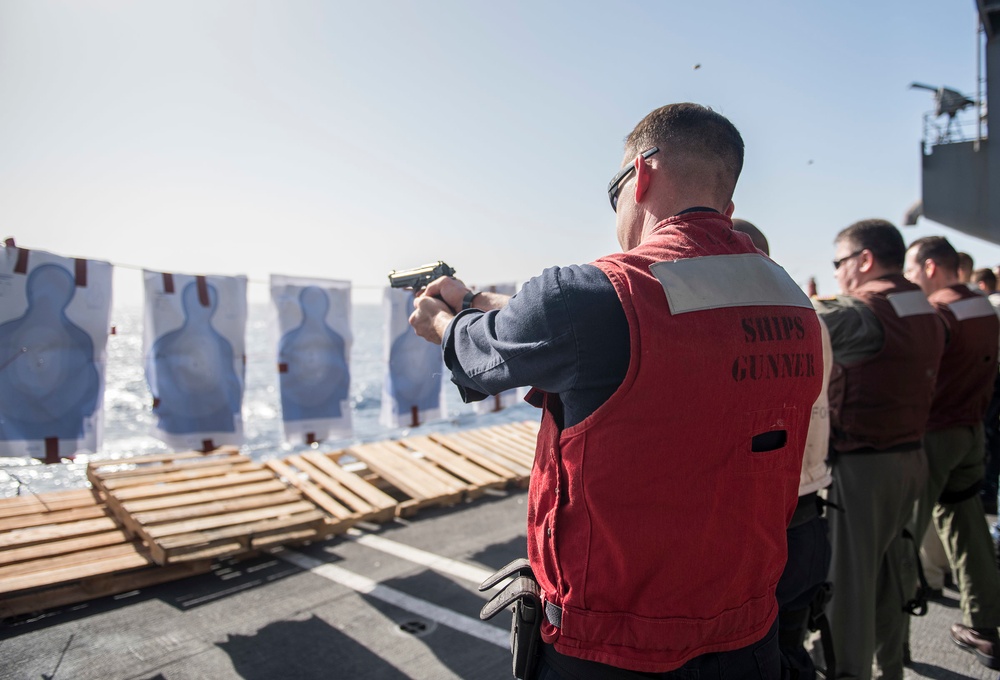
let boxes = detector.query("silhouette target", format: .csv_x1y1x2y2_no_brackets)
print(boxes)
387,292,441,412
149,281,242,434
0,264,99,439
278,286,350,420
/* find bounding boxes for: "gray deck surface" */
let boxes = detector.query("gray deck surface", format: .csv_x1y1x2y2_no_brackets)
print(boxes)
1,491,997,679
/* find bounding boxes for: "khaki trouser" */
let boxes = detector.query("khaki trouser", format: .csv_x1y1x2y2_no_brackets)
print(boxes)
920,523,949,590
914,424,1000,628
827,449,927,680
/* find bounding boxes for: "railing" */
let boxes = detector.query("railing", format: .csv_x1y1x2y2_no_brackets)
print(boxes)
921,108,988,150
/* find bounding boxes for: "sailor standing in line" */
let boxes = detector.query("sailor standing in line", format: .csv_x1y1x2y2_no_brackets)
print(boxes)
813,219,944,680
903,235,1000,670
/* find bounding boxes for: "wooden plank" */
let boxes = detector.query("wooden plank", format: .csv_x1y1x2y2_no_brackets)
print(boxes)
302,453,397,510
97,460,261,490
250,528,317,549
90,447,241,470
87,450,212,471
153,510,325,563
401,437,507,487
0,517,121,550
130,491,306,527
285,456,396,523
0,559,212,619
0,552,155,595
118,479,289,513
144,501,320,539
483,420,538,443
107,469,277,501
454,429,534,468
348,443,436,499
151,540,245,564
430,433,531,478
266,459,357,521
419,434,524,479
283,456,375,514
346,443,453,501
490,423,540,448
0,530,131,567
0,504,111,532
509,419,540,435
459,427,535,463
101,493,146,539
0,543,142,580
156,509,326,549
0,489,101,517
91,451,247,482
379,441,470,493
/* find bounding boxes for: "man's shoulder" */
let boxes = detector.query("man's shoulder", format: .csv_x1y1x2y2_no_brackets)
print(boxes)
812,294,869,316
518,264,620,313
534,263,617,292
812,295,883,352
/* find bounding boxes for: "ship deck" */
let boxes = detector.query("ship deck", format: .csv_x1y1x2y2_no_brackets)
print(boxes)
1,422,997,679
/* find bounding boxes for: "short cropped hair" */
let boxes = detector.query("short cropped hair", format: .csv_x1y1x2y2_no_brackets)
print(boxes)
625,103,744,199
835,219,906,270
957,252,974,281
908,236,959,276
972,267,997,291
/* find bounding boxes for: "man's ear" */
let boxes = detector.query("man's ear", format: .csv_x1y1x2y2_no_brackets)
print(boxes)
925,259,937,278
724,201,735,218
634,153,651,204
858,249,875,273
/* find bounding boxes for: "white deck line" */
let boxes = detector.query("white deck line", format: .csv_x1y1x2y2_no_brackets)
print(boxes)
276,547,508,649
346,528,496,587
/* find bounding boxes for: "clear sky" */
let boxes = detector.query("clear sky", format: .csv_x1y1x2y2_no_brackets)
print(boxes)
2,0,998,307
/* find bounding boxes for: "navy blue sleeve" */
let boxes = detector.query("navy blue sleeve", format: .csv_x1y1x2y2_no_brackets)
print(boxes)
442,264,629,427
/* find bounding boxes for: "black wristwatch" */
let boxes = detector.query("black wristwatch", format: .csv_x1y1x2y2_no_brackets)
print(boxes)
461,290,480,310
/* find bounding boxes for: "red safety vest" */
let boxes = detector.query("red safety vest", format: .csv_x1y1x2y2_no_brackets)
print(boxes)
827,276,945,452
527,213,823,672
927,285,999,430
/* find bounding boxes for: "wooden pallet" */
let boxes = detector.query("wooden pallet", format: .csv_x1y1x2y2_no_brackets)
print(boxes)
266,453,397,527
334,424,530,514
427,427,535,483
264,423,534,521
0,489,210,619
87,448,327,565
1,421,541,618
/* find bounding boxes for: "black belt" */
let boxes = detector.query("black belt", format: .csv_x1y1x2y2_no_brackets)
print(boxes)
833,440,921,455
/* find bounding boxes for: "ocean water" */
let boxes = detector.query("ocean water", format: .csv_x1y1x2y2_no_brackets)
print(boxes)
0,303,535,498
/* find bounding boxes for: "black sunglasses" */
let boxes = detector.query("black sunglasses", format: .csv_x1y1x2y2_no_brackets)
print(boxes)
833,250,865,270
607,147,659,211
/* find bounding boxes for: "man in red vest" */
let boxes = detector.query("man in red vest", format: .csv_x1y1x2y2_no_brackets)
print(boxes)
903,236,1000,670
410,103,823,677
814,220,945,680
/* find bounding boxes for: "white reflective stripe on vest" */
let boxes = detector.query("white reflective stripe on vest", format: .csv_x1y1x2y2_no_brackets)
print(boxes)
887,290,936,318
946,294,997,321
649,253,812,315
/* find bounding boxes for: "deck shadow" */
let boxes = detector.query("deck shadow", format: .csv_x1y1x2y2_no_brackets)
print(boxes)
218,614,409,680
468,535,528,571
361,568,510,678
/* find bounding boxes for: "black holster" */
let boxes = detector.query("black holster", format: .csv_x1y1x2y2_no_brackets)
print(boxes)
480,558,543,680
